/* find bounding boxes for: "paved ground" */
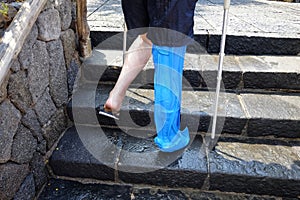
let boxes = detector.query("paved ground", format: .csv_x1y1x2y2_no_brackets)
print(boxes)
87,0,300,38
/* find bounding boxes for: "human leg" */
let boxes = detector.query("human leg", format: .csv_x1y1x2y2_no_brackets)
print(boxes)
104,0,151,112
104,34,152,112
146,0,197,152
152,45,190,152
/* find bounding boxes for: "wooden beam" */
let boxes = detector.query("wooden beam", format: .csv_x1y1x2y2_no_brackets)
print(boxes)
76,0,92,58
0,0,47,86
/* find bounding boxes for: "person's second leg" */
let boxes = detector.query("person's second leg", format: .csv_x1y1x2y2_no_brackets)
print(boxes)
152,45,190,152
104,0,151,113
104,34,152,112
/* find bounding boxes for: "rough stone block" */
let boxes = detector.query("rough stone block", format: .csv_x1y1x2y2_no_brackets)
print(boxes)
47,39,68,107
0,70,10,103
25,23,39,48
28,40,50,103
21,109,43,142
11,125,37,164
18,23,38,70
60,29,76,68
37,9,61,41
0,163,29,200
8,70,32,112
42,109,67,150
0,100,21,163
43,0,55,10
67,56,81,95
37,139,47,155
55,0,72,30
14,174,36,200
18,44,33,70
34,88,56,125
10,58,21,73
30,153,48,191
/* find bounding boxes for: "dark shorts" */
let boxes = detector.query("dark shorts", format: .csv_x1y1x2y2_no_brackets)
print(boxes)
121,0,198,46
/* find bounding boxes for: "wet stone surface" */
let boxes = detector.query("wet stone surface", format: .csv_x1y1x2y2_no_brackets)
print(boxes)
117,133,208,189
131,188,189,200
49,126,119,181
38,179,283,200
38,179,131,200
49,124,300,197
189,191,279,200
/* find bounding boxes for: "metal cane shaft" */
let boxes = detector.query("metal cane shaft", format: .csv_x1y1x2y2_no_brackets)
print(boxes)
123,23,127,65
211,8,230,140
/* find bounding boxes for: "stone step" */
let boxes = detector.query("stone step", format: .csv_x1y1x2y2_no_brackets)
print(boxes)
90,31,300,56
38,178,283,199
69,84,300,138
82,49,300,92
87,0,300,56
48,126,300,198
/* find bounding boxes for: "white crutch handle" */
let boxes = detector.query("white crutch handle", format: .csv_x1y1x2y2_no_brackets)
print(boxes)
224,0,231,10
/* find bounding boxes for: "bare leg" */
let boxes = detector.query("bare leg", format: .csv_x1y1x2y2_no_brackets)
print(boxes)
104,34,152,112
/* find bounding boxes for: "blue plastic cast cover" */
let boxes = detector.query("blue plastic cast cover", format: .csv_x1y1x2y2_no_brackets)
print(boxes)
152,45,190,152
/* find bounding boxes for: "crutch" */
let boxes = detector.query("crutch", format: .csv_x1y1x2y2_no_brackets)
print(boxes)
211,0,231,140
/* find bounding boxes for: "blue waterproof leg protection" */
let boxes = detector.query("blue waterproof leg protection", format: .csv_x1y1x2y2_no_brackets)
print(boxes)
152,45,190,152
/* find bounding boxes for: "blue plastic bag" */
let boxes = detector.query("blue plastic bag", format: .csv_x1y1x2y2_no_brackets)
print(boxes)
152,45,190,152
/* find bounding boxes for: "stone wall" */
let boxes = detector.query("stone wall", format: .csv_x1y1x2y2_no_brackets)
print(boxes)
0,0,80,199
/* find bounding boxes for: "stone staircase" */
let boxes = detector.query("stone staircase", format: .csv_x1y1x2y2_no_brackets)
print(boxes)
38,0,300,198
38,37,300,199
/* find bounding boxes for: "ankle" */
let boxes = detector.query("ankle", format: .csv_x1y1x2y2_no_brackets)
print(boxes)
105,91,124,111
